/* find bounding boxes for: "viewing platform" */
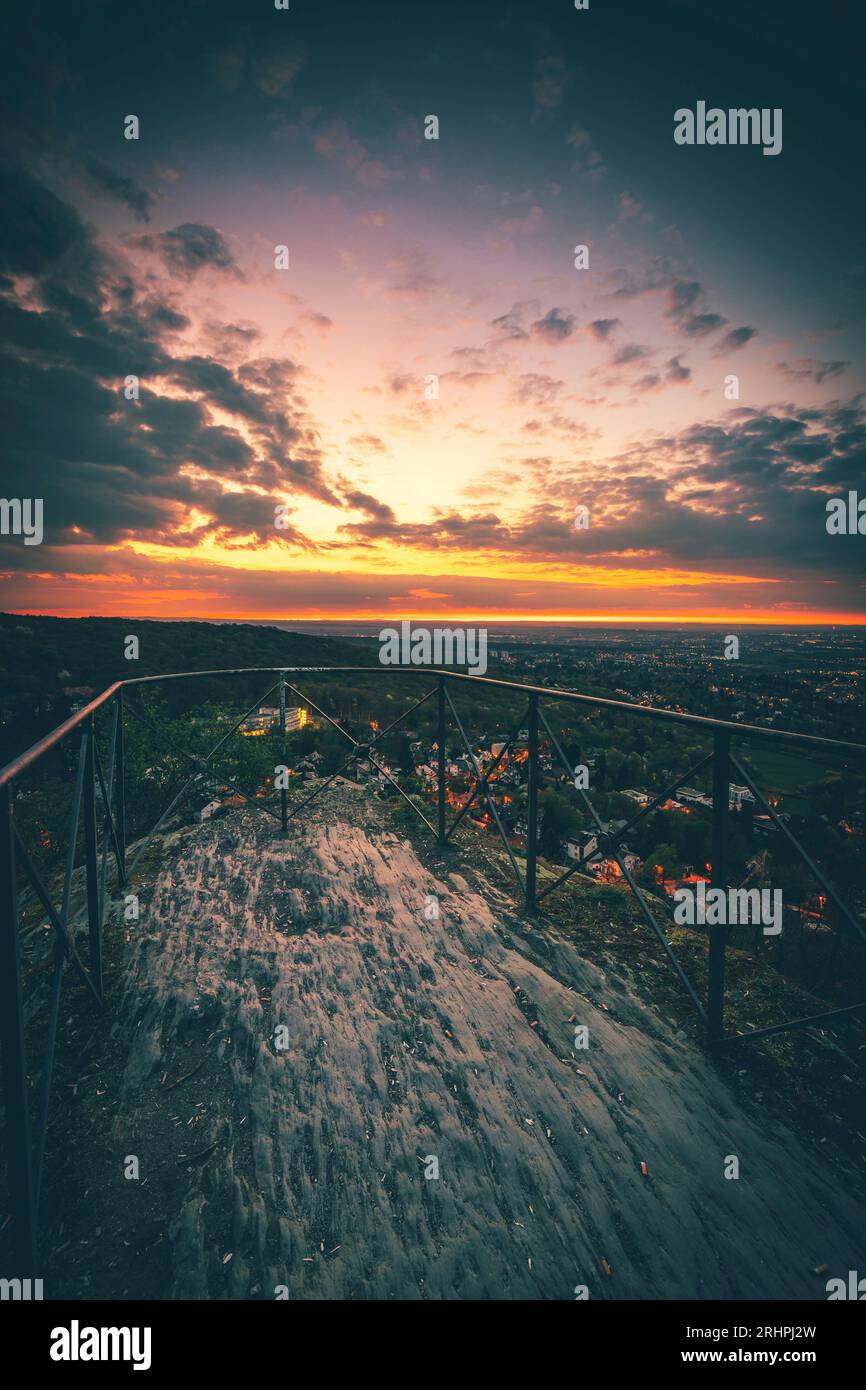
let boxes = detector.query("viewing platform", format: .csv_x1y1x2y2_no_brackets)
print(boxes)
2,667,865,1297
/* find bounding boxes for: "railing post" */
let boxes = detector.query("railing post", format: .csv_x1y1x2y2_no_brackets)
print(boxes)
437,675,446,846
0,783,38,1276
83,720,102,1001
708,729,730,1047
526,693,539,910
279,672,288,835
115,687,126,887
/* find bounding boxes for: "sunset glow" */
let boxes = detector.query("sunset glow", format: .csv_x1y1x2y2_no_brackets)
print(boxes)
1,2,863,625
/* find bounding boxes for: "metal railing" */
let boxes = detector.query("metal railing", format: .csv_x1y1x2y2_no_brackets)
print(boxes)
1,665,865,1275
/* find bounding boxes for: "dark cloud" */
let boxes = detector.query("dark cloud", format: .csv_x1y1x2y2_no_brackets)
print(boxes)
666,280,702,319
0,164,338,554
204,320,262,357
136,222,241,279
683,312,728,337
588,318,620,340
665,355,690,383
632,355,691,392
531,307,576,343
665,279,729,338
490,305,530,341
608,258,680,300
715,325,757,354
0,163,84,275
78,156,156,223
612,343,650,365
778,358,849,384
342,490,395,521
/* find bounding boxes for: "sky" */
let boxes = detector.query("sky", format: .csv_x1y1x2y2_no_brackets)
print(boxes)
0,0,864,623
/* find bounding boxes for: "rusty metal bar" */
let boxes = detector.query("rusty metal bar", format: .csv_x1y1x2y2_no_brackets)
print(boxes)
437,676,446,847
115,687,126,887
4,667,864,793
708,731,731,1047
525,694,539,910
83,723,102,1001
0,784,37,1275
279,674,288,835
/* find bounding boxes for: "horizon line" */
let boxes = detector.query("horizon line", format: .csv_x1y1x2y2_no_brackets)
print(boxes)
3,610,866,627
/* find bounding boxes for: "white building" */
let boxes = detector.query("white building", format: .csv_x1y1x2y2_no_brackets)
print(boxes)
240,706,308,736
729,784,755,807
567,831,598,862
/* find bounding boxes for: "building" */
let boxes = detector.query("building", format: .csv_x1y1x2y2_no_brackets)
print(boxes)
676,783,755,811
679,787,713,809
240,706,308,736
729,784,756,807
622,788,650,806
567,831,598,862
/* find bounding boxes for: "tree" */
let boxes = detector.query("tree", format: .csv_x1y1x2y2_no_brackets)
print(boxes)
538,789,580,858
641,841,679,883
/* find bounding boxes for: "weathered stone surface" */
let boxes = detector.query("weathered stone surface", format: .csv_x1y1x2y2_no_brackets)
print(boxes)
107,802,865,1300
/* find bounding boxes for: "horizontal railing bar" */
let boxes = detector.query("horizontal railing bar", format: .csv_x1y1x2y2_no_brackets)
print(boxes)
4,666,865,788
721,999,866,1045
1,681,124,784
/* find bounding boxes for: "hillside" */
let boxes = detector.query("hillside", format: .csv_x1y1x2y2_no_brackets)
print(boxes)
0,614,372,766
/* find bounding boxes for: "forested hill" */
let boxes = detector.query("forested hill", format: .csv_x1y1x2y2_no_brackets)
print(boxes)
0,614,373,766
